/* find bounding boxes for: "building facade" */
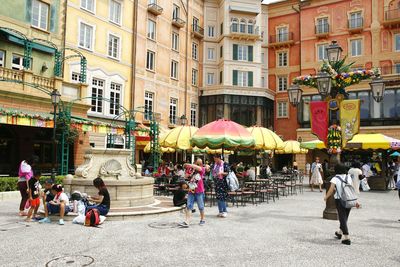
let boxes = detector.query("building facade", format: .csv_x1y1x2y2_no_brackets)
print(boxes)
200,0,274,128
267,0,400,167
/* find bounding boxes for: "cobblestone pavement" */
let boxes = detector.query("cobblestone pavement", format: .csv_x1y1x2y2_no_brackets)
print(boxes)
0,189,399,267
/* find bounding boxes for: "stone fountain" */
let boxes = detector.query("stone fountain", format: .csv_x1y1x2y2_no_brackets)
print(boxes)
63,148,154,208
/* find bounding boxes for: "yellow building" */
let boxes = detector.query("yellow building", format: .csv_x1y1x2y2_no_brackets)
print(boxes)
64,0,135,148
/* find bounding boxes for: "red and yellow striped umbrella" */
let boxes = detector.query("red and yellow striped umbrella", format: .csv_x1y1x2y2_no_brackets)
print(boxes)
190,119,255,150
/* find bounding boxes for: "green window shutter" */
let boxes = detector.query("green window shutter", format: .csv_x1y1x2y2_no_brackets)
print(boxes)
233,44,238,60
26,0,32,23
219,71,223,84
233,70,238,86
248,71,253,87
248,46,253,62
220,23,223,34
49,5,56,32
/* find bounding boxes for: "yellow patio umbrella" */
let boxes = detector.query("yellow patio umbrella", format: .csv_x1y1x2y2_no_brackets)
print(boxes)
191,147,233,155
143,142,175,153
160,125,199,150
247,126,284,150
300,140,326,150
346,133,400,150
275,140,308,154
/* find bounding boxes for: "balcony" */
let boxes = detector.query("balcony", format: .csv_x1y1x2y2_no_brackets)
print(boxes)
348,17,363,33
229,25,260,40
383,7,400,28
192,24,204,39
315,23,329,38
147,3,163,16
268,32,294,48
172,17,185,28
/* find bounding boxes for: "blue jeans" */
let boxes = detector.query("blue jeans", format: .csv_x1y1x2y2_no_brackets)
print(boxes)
187,193,205,211
217,200,227,213
86,204,109,216
47,203,70,215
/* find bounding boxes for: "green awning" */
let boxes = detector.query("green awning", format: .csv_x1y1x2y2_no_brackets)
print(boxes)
0,28,56,54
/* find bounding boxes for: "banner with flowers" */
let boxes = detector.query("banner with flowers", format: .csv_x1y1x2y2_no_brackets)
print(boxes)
340,99,361,147
310,101,329,145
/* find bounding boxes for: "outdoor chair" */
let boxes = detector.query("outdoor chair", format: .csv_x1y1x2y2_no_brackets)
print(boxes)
295,172,304,194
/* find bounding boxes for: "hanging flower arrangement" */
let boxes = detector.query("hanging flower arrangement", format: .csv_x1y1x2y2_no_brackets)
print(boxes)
327,124,342,154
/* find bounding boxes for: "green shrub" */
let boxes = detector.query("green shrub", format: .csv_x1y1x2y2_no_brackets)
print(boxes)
0,176,65,192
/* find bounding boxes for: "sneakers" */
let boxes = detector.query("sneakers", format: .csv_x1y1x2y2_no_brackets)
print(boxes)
58,219,65,225
199,220,205,226
178,222,189,228
39,217,51,224
221,212,227,218
341,239,351,245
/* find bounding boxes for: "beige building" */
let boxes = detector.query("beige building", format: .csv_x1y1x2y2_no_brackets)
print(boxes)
200,0,274,128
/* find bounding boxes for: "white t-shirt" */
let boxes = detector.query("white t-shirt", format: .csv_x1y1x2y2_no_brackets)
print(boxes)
348,168,362,181
330,174,352,199
362,164,372,177
54,192,70,206
247,169,256,181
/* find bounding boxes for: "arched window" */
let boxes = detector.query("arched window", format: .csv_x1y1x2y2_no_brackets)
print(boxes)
240,19,246,33
248,20,254,34
231,18,238,32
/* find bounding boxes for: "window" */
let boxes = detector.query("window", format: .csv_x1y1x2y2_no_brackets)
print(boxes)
248,20,254,34
81,0,95,12
108,34,120,59
144,92,154,120
172,4,180,19
193,17,199,27
109,0,121,25
277,27,288,42
192,69,198,86
349,12,362,28
79,22,94,50
317,43,328,61
146,50,155,71
207,73,214,85
147,19,156,40
350,39,362,56
31,0,49,31
192,42,198,60
395,63,400,74
278,76,288,91
238,71,248,87
171,60,178,79
238,45,248,61
220,23,223,35
231,18,238,32
208,26,215,37
109,82,121,115
261,52,265,64
395,34,400,51
0,50,4,67
277,51,288,67
233,70,253,87
169,98,178,124
172,32,179,51
316,17,329,34
277,102,288,118
12,54,24,70
219,71,223,84
261,76,265,87
190,103,197,126
207,48,215,60
91,78,104,113
220,45,223,58
71,72,82,83
240,19,246,33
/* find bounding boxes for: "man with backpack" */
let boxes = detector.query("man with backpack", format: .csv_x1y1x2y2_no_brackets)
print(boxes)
324,163,360,245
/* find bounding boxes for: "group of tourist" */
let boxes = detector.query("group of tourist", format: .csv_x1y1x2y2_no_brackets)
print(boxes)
17,158,110,225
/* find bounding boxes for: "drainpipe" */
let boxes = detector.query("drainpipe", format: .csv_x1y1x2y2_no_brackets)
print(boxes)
184,0,189,117
292,2,301,75
131,0,139,112
62,0,68,77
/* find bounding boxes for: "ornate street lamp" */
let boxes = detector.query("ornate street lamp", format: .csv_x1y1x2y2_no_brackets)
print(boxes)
180,114,187,125
50,89,61,180
287,84,303,106
326,40,343,63
369,75,386,103
315,71,332,98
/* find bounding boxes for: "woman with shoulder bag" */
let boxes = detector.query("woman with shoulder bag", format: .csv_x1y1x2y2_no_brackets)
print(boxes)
213,155,229,218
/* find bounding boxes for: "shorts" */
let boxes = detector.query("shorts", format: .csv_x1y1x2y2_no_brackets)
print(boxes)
30,198,40,208
187,193,204,211
47,203,71,215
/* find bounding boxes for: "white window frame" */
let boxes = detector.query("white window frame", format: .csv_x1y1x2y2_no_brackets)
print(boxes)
350,39,362,57
91,78,105,114
171,60,178,80
147,19,156,40
172,4,180,19
349,11,362,28
207,73,214,85
71,72,82,83
109,82,121,116
277,102,288,118
192,69,198,86
190,103,197,126
395,33,400,52
277,51,288,67
109,0,122,25
146,50,155,71
11,54,24,70
207,48,215,60
239,19,246,33
78,21,95,51
278,76,288,91
317,43,328,61
238,45,248,61
107,33,121,60
238,71,248,87
80,0,95,13
172,32,179,51
0,50,5,67
144,91,154,121
231,18,238,33
208,26,215,37
31,0,49,31
277,27,288,42
316,17,329,33
169,98,178,125
192,42,198,60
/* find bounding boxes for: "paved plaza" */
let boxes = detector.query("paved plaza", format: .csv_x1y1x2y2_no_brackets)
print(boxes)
0,189,399,267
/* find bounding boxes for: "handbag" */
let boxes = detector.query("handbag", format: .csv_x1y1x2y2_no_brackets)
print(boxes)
188,172,201,191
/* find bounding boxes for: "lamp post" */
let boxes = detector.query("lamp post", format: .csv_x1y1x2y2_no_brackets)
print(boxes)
180,114,187,126
315,71,333,98
326,40,343,63
50,89,61,180
370,75,386,102
287,84,303,107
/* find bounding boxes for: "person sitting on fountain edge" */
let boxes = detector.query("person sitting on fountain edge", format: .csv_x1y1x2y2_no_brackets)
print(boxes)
86,177,110,216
